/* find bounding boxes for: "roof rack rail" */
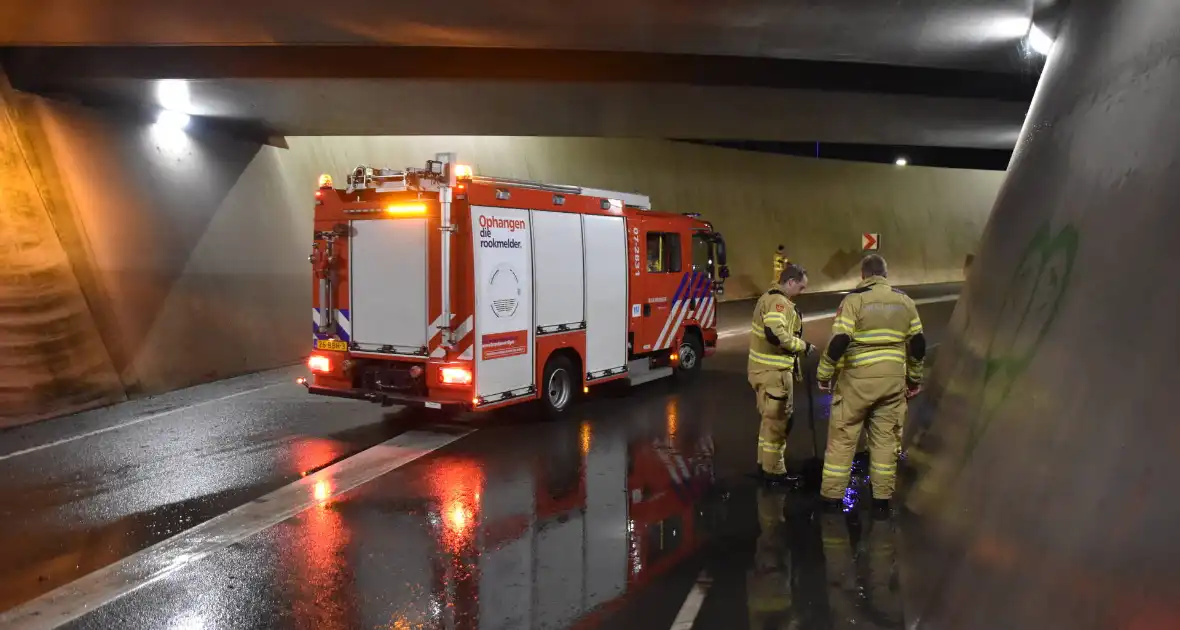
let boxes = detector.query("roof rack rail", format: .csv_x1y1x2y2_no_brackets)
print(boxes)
470,175,581,195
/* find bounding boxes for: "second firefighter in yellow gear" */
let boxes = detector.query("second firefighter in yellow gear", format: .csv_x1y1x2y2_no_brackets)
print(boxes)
816,254,925,506
749,264,815,480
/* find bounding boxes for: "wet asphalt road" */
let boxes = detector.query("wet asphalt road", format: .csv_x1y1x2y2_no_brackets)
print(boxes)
0,284,957,628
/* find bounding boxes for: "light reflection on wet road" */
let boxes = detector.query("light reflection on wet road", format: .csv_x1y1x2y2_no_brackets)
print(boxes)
63,393,726,629
0,289,955,629
0,380,421,612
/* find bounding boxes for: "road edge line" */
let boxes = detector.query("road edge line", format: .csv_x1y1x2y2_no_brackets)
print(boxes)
0,428,473,629
0,382,285,462
669,570,713,630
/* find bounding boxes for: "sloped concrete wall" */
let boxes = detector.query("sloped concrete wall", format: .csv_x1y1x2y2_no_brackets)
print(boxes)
0,102,1000,424
902,2,1180,627
1,82,304,425
32,101,304,397
0,80,125,425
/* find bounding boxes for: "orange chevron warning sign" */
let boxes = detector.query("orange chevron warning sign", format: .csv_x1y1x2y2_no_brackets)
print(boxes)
862,233,880,250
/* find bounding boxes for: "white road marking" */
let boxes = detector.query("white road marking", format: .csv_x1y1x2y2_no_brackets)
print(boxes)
670,570,713,630
910,294,961,307
0,382,285,462
0,428,472,629
717,294,958,339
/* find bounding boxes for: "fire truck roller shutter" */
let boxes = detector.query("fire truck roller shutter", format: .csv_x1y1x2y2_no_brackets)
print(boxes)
349,218,429,352
472,206,536,399
531,210,585,332
583,214,628,376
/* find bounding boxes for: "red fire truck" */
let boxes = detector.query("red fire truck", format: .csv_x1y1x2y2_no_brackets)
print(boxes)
301,153,728,417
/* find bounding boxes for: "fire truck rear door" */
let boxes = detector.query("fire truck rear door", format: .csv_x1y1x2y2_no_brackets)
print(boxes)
471,206,535,399
349,218,429,353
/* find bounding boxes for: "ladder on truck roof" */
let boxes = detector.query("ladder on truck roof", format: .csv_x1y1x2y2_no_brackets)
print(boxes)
470,175,652,210
345,163,651,210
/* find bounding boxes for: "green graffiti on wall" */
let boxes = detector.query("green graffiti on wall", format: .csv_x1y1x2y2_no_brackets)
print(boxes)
960,222,1079,460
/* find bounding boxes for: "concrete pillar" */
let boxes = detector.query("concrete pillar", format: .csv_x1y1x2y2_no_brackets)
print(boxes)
0,70,125,425
902,2,1180,628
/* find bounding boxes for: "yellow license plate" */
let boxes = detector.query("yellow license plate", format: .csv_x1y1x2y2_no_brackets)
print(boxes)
315,339,349,352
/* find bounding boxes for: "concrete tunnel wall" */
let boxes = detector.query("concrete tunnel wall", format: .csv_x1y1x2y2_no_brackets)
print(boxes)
0,84,1002,426
901,2,1180,628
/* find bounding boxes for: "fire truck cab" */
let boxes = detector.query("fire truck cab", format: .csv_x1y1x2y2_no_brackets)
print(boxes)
302,153,728,417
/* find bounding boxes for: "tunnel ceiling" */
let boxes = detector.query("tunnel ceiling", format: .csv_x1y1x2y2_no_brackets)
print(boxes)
0,0,1044,73
0,47,1035,148
4,76,1028,149
0,0,1050,149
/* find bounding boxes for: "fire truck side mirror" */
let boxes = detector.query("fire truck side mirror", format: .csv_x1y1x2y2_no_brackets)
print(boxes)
712,232,727,267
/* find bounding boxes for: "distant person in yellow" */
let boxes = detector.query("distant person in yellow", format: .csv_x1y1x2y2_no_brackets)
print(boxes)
772,245,789,285
748,263,815,484
815,254,924,512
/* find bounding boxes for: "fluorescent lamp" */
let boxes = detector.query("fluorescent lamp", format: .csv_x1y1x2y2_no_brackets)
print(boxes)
1028,24,1054,55
156,109,191,130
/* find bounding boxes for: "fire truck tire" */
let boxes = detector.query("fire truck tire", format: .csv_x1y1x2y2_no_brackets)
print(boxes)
676,332,704,379
540,355,577,420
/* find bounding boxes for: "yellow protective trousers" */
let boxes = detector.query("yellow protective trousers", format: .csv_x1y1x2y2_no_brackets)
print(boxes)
820,374,905,499
749,369,794,475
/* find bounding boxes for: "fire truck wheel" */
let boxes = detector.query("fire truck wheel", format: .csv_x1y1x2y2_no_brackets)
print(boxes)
677,333,704,378
541,355,576,420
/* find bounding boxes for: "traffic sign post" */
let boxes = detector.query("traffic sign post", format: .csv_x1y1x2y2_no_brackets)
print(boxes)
862,233,880,250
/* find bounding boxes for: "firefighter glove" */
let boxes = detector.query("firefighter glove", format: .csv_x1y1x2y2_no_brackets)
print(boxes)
906,382,922,399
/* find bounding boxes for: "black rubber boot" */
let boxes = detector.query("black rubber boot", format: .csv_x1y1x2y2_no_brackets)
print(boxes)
759,470,800,486
852,451,870,475
820,497,844,513
872,498,891,518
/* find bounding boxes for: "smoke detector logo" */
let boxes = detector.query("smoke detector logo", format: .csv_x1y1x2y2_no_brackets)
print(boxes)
488,263,521,318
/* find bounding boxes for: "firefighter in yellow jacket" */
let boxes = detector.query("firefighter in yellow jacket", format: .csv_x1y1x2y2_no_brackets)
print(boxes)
772,245,789,285
749,263,815,483
816,254,924,511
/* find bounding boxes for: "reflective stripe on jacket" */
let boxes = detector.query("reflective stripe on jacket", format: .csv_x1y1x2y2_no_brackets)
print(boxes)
748,287,807,373
816,277,923,382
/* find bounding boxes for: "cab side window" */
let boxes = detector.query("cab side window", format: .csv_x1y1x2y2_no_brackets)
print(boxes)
646,232,682,273
691,233,712,277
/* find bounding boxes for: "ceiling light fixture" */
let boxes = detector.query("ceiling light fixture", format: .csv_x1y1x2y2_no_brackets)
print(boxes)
156,79,192,112
156,109,191,130
1027,23,1054,55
